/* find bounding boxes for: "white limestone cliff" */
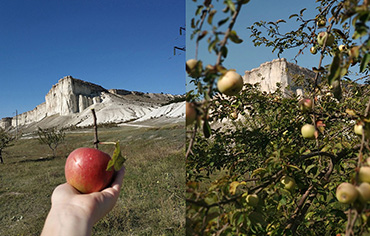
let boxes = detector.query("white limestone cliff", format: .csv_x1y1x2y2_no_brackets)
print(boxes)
243,58,316,96
1,76,183,130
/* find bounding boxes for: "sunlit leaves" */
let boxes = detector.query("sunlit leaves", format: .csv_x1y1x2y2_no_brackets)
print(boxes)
228,30,243,44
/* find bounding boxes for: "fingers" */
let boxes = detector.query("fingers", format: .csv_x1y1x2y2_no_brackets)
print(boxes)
111,166,126,192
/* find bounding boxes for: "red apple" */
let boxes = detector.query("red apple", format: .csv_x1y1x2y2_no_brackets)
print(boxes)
299,98,313,112
65,147,114,194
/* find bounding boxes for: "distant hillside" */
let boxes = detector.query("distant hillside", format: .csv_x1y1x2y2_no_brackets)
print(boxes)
1,76,184,132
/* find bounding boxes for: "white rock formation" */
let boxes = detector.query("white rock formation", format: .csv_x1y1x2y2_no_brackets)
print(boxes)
0,76,184,130
243,58,316,96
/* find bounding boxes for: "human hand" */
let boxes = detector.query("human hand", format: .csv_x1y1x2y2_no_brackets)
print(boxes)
41,166,125,236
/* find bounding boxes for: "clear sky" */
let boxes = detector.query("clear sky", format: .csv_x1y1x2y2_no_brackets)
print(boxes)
186,0,336,92
0,0,185,118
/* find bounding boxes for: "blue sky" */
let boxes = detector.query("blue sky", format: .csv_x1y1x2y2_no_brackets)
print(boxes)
0,0,185,118
186,0,336,92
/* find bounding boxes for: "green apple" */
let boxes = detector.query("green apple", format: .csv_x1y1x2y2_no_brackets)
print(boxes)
217,71,243,96
186,59,202,77
301,124,316,139
357,182,370,203
317,18,326,28
186,102,197,126
245,194,259,207
299,98,313,112
281,176,296,190
230,111,238,120
339,44,347,52
354,123,364,136
317,32,334,47
186,59,198,73
359,166,370,183
310,46,318,55
336,182,358,204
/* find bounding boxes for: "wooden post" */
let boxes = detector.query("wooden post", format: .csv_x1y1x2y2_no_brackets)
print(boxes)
91,109,99,149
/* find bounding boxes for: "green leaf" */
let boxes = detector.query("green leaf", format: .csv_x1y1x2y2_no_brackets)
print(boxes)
327,52,341,85
300,8,306,16
203,119,211,138
225,0,236,12
103,141,126,171
207,10,217,25
195,5,203,16
360,53,370,72
197,30,208,42
218,17,229,27
220,46,228,58
229,30,243,44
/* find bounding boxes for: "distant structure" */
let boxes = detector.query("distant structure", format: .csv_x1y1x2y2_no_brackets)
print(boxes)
243,58,316,96
0,76,179,130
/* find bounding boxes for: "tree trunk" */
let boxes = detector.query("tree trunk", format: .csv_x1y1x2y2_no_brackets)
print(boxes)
0,149,3,164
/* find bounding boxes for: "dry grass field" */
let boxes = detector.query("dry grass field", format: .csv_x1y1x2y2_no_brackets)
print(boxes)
0,123,185,235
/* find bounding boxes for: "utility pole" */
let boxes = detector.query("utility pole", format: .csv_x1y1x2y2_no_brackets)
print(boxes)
16,109,18,139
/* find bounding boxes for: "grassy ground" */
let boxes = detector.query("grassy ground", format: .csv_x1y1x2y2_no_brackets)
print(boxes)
0,123,185,236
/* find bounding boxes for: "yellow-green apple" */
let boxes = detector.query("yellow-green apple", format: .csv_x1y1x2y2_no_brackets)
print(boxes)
186,102,197,126
310,46,318,55
245,194,259,206
281,176,296,190
230,111,238,120
339,44,347,52
217,70,243,96
317,18,326,28
301,124,316,139
359,166,370,183
65,147,114,194
336,182,358,204
186,59,202,77
357,182,370,203
186,59,198,74
354,122,364,136
317,32,335,47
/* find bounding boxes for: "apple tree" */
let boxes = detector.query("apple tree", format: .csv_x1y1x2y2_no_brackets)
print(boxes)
37,127,65,158
0,128,15,164
186,0,370,235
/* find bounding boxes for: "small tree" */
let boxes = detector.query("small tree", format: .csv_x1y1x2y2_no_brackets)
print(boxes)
37,127,65,158
0,128,14,164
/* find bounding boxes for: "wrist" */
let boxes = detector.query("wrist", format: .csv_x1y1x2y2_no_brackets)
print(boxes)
41,205,92,236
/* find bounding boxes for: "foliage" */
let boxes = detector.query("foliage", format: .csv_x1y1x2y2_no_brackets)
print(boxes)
0,128,15,163
37,127,65,158
187,0,370,235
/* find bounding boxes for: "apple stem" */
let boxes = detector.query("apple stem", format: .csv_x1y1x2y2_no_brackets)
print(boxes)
91,108,99,149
